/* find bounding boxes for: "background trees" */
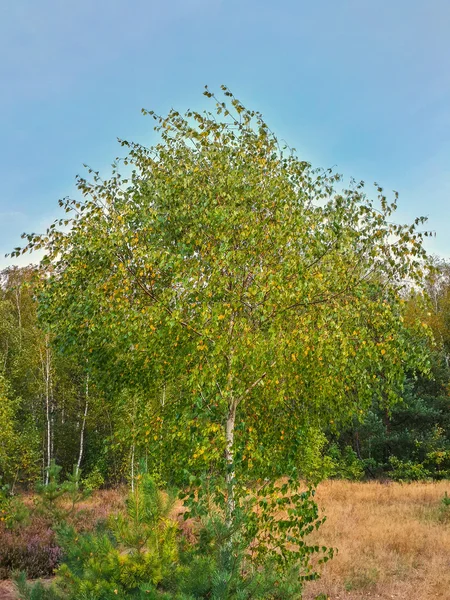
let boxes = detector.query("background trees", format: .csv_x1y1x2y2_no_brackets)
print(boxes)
0,267,106,486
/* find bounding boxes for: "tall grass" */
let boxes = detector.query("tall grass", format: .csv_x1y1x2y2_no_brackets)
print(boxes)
305,480,450,600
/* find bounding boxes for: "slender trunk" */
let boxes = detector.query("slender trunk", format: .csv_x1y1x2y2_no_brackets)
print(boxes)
61,393,65,425
225,398,238,521
105,405,119,483
77,373,89,471
43,338,52,485
130,392,138,491
130,443,135,492
383,408,391,463
354,430,362,460
3,341,8,371
15,288,22,351
49,348,54,468
42,433,46,485
11,468,19,495
160,384,166,474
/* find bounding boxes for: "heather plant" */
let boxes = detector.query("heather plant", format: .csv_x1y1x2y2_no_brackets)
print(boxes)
0,463,94,580
0,518,62,579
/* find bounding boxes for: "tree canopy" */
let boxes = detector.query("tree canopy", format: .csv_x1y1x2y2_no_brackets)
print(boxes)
15,86,431,488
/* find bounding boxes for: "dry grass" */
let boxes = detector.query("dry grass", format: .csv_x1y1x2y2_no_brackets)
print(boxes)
303,480,450,600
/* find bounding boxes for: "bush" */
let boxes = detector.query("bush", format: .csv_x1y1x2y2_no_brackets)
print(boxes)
0,481,30,531
388,446,450,482
388,456,431,482
438,491,450,523
0,518,62,579
15,474,178,599
0,462,98,580
81,466,105,493
424,450,450,480
14,573,60,600
176,476,333,599
327,445,364,481
171,513,307,599
34,462,91,525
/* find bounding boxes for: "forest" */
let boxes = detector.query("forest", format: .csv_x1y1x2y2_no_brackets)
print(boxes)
1,88,450,600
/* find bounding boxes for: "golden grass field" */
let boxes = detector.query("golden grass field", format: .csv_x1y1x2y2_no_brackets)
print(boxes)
303,480,450,600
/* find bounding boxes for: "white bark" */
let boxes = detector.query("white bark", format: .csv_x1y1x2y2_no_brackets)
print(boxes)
15,287,22,350
225,398,238,520
77,373,89,471
42,337,52,485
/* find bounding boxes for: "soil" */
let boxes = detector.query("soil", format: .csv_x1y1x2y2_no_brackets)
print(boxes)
0,581,15,600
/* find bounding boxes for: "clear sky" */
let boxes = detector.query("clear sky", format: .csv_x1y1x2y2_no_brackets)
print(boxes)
1,0,449,268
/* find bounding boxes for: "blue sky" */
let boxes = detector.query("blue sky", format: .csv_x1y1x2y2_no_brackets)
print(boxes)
1,0,449,268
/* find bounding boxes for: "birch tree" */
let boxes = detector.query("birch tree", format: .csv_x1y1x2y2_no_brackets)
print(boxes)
18,87,430,514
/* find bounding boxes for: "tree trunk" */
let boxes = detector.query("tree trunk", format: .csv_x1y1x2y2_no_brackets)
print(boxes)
77,373,89,471
41,337,52,485
130,443,135,492
225,398,238,522
49,347,54,471
15,287,22,351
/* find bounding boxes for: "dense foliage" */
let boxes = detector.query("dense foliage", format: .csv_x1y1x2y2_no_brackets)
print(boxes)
330,260,450,481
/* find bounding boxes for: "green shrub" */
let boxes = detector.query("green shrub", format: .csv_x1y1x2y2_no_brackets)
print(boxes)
438,491,450,523
178,476,332,599
14,572,61,600
0,481,30,530
16,474,178,600
168,513,307,599
327,444,364,481
34,461,91,525
81,466,105,492
15,475,331,599
424,450,450,480
388,456,431,482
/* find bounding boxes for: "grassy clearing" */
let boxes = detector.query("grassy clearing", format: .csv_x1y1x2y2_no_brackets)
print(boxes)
304,480,450,600
2,481,449,599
